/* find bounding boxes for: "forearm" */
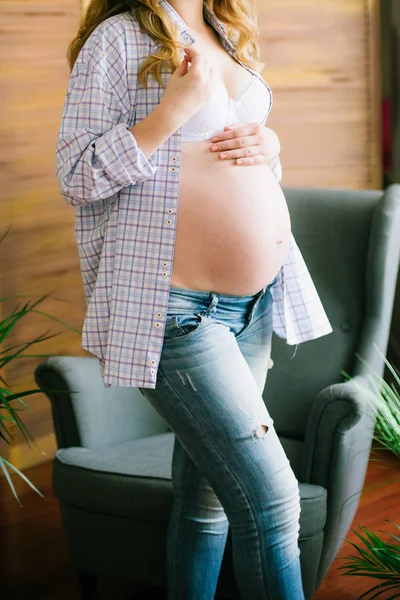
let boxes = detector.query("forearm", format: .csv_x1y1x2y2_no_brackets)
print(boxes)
130,103,182,160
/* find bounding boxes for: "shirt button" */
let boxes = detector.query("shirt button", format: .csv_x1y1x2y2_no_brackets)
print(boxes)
167,219,172,224
162,272,168,277
151,369,155,375
167,209,173,214
163,262,168,266
184,35,190,41
171,167,176,172
156,312,162,317
172,156,177,162
151,360,156,365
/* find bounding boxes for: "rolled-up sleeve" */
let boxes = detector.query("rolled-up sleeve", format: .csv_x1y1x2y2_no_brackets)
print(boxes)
55,21,158,207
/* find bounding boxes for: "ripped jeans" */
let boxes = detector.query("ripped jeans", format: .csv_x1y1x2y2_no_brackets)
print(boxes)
138,276,305,600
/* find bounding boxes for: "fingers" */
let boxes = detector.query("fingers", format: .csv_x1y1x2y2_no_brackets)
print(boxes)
215,145,261,160
184,46,216,90
176,56,189,76
184,46,213,74
210,122,263,144
184,45,204,74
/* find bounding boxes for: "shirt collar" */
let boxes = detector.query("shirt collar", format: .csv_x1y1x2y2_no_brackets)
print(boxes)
158,0,235,50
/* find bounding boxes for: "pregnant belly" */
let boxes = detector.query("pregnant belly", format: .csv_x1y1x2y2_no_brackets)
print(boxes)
170,139,292,296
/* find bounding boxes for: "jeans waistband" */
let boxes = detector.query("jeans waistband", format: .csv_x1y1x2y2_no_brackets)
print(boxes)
169,275,278,300
167,275,279,316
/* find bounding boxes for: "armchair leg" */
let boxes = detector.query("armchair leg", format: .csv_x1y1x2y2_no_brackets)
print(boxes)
77,569,97,600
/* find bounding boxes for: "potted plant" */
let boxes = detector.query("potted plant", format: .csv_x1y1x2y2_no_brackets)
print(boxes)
1,226,80,505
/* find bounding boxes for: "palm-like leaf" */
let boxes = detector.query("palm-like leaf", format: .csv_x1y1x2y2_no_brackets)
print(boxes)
337,522,400,599
0,227,81,504
341,343,400,460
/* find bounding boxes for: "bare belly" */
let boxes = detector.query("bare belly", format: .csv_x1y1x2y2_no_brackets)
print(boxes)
170,140,292,296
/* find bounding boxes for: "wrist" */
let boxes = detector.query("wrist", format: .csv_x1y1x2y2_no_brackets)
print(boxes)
156,100,184,134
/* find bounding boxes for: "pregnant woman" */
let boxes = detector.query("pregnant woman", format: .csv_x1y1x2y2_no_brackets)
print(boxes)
56,1,332,598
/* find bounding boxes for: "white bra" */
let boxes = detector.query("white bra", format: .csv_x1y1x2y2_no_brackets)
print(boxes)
181,71,272,142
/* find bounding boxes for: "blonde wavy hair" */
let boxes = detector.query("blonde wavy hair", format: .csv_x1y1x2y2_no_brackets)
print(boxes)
68,0,264,88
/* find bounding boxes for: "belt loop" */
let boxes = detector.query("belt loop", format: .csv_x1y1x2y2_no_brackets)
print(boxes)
207,293,218,313
246,288,264,323
198,292,219,317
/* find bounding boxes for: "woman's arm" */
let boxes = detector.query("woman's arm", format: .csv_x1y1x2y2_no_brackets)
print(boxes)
130,103,182,160
55,19,173,207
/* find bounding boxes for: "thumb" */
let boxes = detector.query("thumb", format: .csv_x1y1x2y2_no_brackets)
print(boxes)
175,57,188,77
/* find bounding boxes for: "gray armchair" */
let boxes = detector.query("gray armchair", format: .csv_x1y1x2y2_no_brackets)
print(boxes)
34,184,400,600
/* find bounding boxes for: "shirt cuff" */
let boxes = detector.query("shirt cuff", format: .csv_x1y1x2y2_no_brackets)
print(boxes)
93,122,158,186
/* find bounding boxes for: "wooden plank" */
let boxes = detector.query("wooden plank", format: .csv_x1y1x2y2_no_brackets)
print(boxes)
258,0,382,188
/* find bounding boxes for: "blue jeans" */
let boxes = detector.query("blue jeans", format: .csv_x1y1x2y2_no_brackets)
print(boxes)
138,276,305,600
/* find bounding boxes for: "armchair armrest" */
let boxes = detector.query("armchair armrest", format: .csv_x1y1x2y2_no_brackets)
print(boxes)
301,375,378,585
34,356,169,451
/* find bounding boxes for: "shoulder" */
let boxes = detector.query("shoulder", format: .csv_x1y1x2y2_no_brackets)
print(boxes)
77,11,148,71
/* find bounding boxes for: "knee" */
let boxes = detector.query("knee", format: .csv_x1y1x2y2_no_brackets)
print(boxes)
273,467,301,521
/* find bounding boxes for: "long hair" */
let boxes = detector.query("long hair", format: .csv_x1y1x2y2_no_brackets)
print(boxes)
68,1,264,88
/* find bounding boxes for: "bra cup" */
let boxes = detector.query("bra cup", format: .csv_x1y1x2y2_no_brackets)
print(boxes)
181,74,271,142
181,78,230,139
232,77,270,125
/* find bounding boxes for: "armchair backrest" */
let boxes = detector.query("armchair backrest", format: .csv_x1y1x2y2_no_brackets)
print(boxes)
35,356,169,449
267,185,400,438
36,186,400,449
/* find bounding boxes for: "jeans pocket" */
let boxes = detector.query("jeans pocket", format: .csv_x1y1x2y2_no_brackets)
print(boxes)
163,312,204,343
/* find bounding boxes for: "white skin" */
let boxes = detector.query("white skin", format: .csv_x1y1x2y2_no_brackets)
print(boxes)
162,0,281,168
130,0,281,167
130,0,290,298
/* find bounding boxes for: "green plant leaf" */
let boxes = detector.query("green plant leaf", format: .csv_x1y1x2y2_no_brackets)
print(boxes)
0,457,22,506
2,458,45,498
0,226,80,503
357,581,400,600
30,309,81,334
0,225,12,245
0,331,63,370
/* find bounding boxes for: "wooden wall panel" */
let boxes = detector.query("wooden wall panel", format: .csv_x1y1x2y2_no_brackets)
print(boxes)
0,0,83,472
0,0,382,476
258,0,382,189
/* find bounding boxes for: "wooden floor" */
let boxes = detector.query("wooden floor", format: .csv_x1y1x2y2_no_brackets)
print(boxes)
1,446,399,600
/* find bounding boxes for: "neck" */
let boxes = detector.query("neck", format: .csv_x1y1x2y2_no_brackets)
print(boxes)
167,0,206,32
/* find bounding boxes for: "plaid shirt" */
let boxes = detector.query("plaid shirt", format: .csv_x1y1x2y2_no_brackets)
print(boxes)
55,1,333,389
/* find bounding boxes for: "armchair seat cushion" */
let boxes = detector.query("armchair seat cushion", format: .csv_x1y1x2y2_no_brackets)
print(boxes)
54,431,327,538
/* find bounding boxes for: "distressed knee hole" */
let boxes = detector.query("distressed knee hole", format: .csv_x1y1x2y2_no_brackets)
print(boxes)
254,423,269,438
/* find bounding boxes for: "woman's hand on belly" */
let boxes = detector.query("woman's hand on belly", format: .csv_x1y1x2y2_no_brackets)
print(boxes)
208,122,280,168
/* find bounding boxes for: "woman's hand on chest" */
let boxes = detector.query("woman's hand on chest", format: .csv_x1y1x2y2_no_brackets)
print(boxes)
208,123,281,168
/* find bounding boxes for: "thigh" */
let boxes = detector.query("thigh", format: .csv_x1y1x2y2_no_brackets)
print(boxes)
155,284,275,429
158,307,274,433
167,289,275,512
139,317,296,518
